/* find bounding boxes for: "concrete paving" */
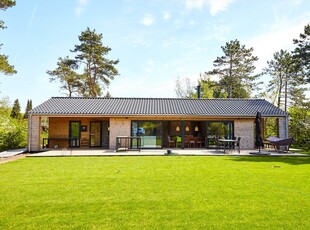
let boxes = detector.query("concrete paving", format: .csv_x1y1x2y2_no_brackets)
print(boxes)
27,148,307,157
0,148,27,158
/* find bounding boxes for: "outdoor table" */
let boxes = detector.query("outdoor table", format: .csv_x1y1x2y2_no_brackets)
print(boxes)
218,139,237,153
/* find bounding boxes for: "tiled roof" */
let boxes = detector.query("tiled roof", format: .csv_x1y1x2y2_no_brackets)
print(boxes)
29,97,287,117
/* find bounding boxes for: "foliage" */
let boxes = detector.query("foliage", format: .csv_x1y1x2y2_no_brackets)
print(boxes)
0,0,16,76
23,99,32,119
264,49,306,111
47,57,81,97
10,99,21,119
289,104,310,150
293,23,310,83
0,97,27,150
199,73,223,98
263,117,277,138
207,39,261,98
0,156,309,229
47,27,119,97
175,77,196,98
175,74,223,99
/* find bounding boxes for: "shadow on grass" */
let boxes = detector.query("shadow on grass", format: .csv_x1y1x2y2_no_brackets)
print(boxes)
227,156,310,165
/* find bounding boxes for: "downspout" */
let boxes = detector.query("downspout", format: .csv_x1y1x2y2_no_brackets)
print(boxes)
28,114,32,152
286,115,289,138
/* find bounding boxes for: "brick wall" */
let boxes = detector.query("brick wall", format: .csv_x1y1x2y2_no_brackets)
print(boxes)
109,118,131,149
234,119,254,149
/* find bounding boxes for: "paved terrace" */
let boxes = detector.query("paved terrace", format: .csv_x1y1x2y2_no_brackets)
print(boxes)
27,148,307,157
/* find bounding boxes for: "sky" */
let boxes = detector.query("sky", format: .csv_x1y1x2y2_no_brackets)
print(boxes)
1,0,310,109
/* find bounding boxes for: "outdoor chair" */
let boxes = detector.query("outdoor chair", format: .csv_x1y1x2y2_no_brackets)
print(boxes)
234,137,241,153
167,135,175,148
176,136,182,148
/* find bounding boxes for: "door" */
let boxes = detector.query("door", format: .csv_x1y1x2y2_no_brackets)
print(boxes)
206,121,233,148
69,121,81,147
90,122,101,147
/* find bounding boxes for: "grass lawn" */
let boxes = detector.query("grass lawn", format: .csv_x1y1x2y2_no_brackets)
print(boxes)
0,156,309,229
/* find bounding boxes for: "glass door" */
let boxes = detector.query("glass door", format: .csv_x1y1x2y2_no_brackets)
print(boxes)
206,121,233,148
101,121,109,149
131,121,163,148
69,121,80,147
90,122,102,147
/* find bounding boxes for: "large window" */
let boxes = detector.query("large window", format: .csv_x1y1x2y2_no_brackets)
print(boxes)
206,121,234,148
69,121,80,147
131,121,163,148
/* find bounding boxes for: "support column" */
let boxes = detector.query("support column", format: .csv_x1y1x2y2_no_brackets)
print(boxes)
278,116,288,138
28,115,41,152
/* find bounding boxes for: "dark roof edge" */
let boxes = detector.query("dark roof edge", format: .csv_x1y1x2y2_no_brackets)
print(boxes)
50,96,268,101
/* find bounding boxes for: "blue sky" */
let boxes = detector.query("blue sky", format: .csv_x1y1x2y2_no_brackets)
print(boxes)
1,0,310,109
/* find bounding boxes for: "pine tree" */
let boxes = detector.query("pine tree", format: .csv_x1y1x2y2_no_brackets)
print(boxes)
264,50,305,111
48,27,119,97
293,23,310,83
23,99,33,119
207,39,261,98
0,0,17,76
10,99,21,119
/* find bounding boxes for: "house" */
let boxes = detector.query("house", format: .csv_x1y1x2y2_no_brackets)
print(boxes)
28,97,288,152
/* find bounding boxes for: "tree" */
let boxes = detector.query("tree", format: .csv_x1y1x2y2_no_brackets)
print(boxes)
293,23,310,83
207,39,261,98
199,73,222,98
0,0,17,76
175,77,196,98
47,57,81,97
264,49,305,111
72,27,119,97
23,99,32,119
10,99,21,119
48,28,119,97
289,104,310,150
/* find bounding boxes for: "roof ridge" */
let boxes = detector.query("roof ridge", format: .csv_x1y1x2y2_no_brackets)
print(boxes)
50,96,266,101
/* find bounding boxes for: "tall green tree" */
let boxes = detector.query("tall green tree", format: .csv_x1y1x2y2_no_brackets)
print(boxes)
72,27,119,97
10,99,21,119
23,99,32,119
264,49,305,111
0,0,16,76
288,104,310,150
207,39,261,98
47,57,81,97
48,28,119,97
293,23,310,83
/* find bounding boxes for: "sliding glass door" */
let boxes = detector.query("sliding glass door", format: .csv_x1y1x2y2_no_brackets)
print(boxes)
206,121,234,148
131,121,163,148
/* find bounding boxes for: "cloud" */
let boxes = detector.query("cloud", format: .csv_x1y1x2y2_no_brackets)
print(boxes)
246,17,309,71
163,11,171,20
208,0,234,16
184,0,234,15
75,0,90,16
141,14,154,26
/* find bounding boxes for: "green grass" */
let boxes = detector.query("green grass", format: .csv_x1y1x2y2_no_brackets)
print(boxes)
0,156,309,229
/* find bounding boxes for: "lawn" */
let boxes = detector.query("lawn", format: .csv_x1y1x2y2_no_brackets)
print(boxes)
0,156,309,229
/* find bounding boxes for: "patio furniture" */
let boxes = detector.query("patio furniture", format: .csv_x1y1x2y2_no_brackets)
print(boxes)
176,136,182,148
268,137,295,152
115,136,141,152
167,135,175,148
233,137,241,154
219,138,238,153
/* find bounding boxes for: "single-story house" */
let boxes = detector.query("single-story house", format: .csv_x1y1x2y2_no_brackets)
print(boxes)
28,97,288,152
